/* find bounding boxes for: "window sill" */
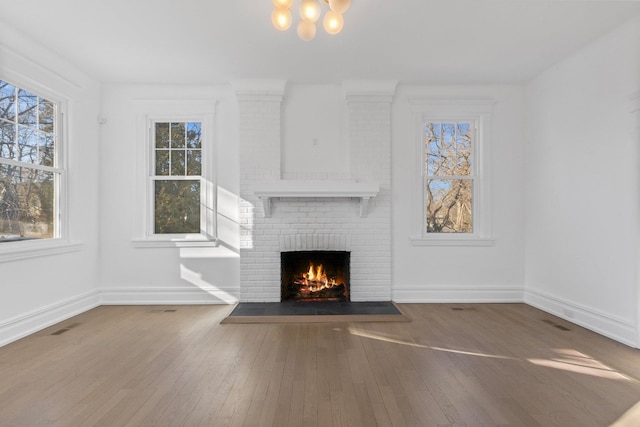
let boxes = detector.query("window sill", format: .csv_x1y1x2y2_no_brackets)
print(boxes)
0,239,83,263
410,236,494,247
132,237,219,248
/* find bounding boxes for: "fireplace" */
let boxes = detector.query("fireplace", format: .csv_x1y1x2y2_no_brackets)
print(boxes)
281,250,350,302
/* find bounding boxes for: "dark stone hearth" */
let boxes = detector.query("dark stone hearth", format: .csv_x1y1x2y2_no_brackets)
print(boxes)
227,301,401,317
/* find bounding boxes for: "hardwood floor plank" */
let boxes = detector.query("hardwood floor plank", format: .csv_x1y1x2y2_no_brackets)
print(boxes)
1,304,639,426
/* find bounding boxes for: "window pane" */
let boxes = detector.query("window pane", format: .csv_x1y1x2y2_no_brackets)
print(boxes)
425,122,442,175
38,99,55,133
16,125,53,166
155,122,170,149
154,179,200,234
454,122,472,176
155,150,170,175
187,122,201,148
0,164,55,241
18,125,38,164
0,121,15,159
187,149,201,175
12,128,54,167
38,132,55,167
0,82,16,121
426,179,472,233
425,122,472,176
170,122,185,148
171,150,185,175
18,89,38,127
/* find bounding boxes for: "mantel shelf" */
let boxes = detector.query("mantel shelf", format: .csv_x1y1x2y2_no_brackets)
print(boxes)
252,180,380,218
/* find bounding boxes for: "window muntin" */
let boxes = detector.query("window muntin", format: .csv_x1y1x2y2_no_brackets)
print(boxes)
424,121,474,234
152,121,203,235
410,99,493,246
0,80,60,242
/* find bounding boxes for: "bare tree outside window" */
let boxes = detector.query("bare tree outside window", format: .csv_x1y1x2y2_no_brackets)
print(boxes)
424,122,473,233
0,80,58,242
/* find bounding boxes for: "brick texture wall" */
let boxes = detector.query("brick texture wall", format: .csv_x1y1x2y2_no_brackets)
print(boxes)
237,86,393,302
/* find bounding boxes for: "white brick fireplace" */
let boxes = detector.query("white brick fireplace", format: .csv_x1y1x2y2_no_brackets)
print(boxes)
236,80,396,302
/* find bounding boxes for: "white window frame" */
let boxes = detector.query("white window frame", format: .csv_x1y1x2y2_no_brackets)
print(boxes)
0,77,78,262
132,106,217,248
410,99,494,246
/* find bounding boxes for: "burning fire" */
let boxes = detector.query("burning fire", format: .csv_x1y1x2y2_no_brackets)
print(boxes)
295,263,339,294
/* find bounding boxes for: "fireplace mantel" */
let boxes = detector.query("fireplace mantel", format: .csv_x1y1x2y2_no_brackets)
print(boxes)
252,180,379,218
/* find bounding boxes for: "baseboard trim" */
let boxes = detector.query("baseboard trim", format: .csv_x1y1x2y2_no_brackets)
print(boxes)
0,290,101,347
3,286,635,349
99,286,240,305
524,288,638,348
392,286,524,303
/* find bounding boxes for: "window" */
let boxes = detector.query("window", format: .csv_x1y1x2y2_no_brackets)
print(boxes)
425,121,474,233
0,80,61,243
411,99,493,246
136,113,216,247
152,121,202,234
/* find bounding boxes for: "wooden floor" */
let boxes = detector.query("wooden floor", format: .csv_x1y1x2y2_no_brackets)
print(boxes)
1,304,640,426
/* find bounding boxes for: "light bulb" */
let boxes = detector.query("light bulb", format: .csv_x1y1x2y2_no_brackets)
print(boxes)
328,0,350,14
272,0,293,8
323,10,343,34
272,7,292,31
297,20,316,41
300,0,321,23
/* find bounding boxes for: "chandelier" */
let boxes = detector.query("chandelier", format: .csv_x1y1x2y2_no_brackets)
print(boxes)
271,0,351,41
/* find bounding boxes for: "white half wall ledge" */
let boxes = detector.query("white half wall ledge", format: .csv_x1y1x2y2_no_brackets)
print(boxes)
0,240,83,263
252,180,379,218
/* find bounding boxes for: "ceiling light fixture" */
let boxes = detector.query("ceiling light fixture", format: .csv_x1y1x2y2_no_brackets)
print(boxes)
271,0,351,41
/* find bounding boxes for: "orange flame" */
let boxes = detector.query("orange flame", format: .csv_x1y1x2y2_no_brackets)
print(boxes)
296,263,338,293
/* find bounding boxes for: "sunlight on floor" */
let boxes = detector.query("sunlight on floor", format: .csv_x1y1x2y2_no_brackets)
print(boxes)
347,327,515,360
611,399,640,426
527,358,632,381
347,327,638,382
527,348,637,382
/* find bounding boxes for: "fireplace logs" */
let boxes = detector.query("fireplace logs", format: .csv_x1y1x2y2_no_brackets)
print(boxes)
281,251,350,302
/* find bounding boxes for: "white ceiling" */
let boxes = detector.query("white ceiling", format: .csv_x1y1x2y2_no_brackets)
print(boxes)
2,0,640,85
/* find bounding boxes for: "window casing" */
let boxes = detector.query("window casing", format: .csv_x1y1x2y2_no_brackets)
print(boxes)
152,121,202,235
136,113,216,247
410,99,494,246
0,79,64,244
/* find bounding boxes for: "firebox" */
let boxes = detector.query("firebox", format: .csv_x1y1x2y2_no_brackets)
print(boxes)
281,251,350,302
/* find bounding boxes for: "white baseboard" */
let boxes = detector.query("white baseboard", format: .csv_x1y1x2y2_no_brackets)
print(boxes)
0,290,101,347
99,286,240,305
3,286,636,349
393,285,524,303
524,288,638,348
0,286,239,348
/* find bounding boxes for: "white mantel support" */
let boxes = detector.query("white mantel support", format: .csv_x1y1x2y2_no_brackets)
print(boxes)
253,180,380,218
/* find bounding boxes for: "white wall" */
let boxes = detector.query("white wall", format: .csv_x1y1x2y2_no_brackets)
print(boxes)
281,84,350,180
0,25,102,345
98,84,240,303
392,85,526,302
524,16,640,346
